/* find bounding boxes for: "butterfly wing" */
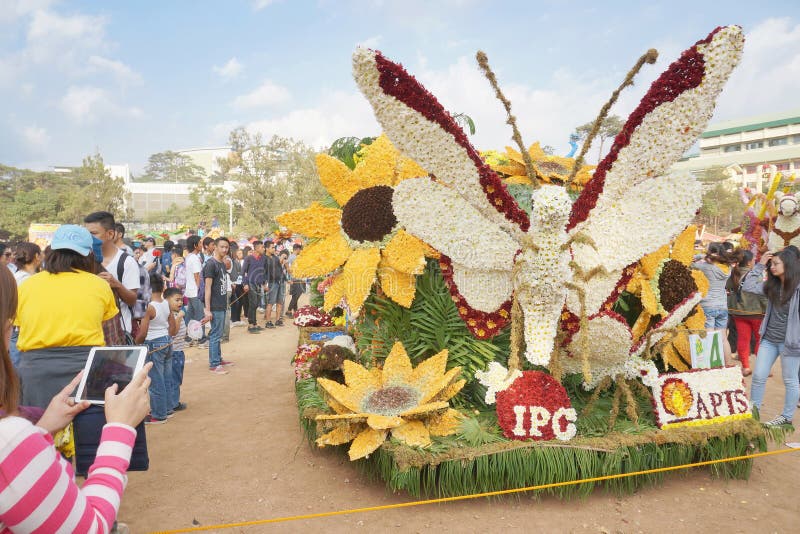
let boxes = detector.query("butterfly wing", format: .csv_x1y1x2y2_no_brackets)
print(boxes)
567,25,744,316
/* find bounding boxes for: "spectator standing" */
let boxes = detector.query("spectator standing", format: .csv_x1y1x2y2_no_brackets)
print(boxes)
85,211,141,336
114,223,134,255
135,274,177,424
164,288,188,413
140,237,159,273
161,240,174,279
184,236,205,344
203,237,232,374
286,245,305,318
728,250,767,376
230,246,245,326
0,243,14,273
242,241,266,333
222,253,233,343
15,225,118,408
12,242,41,286
168,245,186,291
263,241,283,328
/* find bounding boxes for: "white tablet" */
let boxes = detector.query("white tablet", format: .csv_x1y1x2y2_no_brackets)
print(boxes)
75,346,148,405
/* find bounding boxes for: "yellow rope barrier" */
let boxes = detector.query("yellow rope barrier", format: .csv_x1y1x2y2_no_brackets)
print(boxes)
151,446,799,533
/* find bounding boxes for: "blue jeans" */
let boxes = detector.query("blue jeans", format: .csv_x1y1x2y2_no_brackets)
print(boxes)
9,328,20,369
170,350,185,410
703,306,728,329
750,339,800,421
208,310,226,368
145,336,173,420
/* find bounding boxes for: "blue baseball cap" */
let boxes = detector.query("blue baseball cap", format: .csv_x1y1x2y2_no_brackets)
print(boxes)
51,224,93,256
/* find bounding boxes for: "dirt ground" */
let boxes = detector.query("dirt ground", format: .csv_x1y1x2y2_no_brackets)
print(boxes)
119,304,800,533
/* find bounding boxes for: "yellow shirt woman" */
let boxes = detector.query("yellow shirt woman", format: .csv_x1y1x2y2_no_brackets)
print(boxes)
16,271,118,351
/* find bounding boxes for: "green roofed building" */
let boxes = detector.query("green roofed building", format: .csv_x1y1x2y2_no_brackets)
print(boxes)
672,108,800,191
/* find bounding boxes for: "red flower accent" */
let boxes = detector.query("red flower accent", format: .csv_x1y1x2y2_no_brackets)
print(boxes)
567,30,713,231
373,52,530,232
438,255,511,338
495,371,574,441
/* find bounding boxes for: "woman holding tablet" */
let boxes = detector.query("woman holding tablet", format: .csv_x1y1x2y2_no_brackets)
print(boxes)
14,225,119,408
1,262,153,532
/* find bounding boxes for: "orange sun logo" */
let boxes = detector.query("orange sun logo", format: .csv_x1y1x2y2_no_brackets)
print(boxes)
661,378,693,417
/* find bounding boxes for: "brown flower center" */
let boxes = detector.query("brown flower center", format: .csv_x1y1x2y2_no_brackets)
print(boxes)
362,386,419,415
340,185,397,242
535,161,569,176
658,259,697,313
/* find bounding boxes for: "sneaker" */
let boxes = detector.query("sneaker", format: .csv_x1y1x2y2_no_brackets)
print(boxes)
285,312,293,318
265,321,275,329
248,327,261,334
275,319,284,327
231,321,245,327
257,307,265,313
145,416,167,425
764,415,792,426
220,359,235,367
210,365,229,375
199,342,209,349
166,411,175,419
173,402,188,411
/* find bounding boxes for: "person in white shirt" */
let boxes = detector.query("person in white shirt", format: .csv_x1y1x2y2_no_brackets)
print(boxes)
114,223,135,255
84,211,141,334
140,237,159,272
184,235,206,343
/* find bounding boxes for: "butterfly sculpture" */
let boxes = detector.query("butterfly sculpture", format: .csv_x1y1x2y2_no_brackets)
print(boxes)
351,26,744,385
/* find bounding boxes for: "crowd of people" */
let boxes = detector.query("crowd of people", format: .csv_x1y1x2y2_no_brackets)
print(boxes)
0,214,305,531
692,241,800,427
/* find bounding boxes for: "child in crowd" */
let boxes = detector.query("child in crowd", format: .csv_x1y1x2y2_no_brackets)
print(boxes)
164,287,188,413
135,273,177,424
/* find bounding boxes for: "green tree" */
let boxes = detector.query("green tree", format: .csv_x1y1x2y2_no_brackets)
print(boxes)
573,114,625,161
219,129,326,235
695,166,741,236
139,150,207,182
60,153,132,222
187,182,229,227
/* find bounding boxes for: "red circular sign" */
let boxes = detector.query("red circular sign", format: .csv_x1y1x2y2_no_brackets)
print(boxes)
495,371,575,441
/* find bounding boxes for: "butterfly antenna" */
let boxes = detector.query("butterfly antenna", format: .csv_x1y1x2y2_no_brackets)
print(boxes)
566,48,659,187
477,50,539,189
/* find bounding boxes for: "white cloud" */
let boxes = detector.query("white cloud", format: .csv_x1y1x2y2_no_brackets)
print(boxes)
252,0,278,11
60,85,143,123
357,35,383,49
87,55,142,85
26,9,107,63
711,18,800,122
0,0,55,24
232,80,291,109
22,125,50,148
213,57,243,80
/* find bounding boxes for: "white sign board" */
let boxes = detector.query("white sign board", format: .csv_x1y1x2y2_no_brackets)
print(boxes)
688,331,724,369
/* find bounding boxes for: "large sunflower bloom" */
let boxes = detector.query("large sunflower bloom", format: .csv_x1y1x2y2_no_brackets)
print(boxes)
315,341,465,460
492,142,595,188
626,225,710,370
276,135,430,313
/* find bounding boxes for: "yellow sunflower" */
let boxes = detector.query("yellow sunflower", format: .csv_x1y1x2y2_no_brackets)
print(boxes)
315,341,465,460
276,135,430,313
659,307,706,371
491,142,595,188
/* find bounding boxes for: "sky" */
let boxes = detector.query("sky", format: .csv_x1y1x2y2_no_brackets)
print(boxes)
2,0,800,173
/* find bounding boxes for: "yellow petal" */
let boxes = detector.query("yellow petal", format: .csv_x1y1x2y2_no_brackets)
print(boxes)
351,135,399,190
391,420,431,448
317,154,359,206
685,306,706,331
671,225,697,266
503,175,533,185
663,341,690,372
348,427,388,460
397,157,427,182
316,378,363,413
383,231,427,275
430,379,466,403
275,202,341,238
316,424,363,447
504,145,525,165
378,262,417,308
367,414,404,430
325,395,351,415
342,359,382,391
691,270,710,297
323,273,347,311
426,408,463,437
292,233,352,278
527,141,547,161
630,310,651,342
626,271,642,294
641,245,669,278
315,413,368,423
418,367,462,404
400,401,449,418
410,349,448,384
342,247,381,314
640,279,660,316
382,341,413,386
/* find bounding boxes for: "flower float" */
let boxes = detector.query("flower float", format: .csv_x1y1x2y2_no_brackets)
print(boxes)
495,371,577,441
352,26,744,382
315,341,464,460
491,142,595,188
277,134,430,314
293,305,333,327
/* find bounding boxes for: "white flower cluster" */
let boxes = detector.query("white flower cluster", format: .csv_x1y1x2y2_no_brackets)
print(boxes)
451,261,513,313
324,335,357,354
474,362,523,404
352,48,525,242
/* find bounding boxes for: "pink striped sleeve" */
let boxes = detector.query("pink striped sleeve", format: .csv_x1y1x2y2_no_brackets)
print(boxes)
0,418,136,533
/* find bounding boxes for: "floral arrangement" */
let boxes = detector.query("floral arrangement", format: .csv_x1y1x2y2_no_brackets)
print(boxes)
293,344,321,380
309,344,356,378
491,142,595,188
352,25,743,383
315,341,464,460
293,305,334,327
495,371,577,441
276,134,430,314
474,362,522,404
